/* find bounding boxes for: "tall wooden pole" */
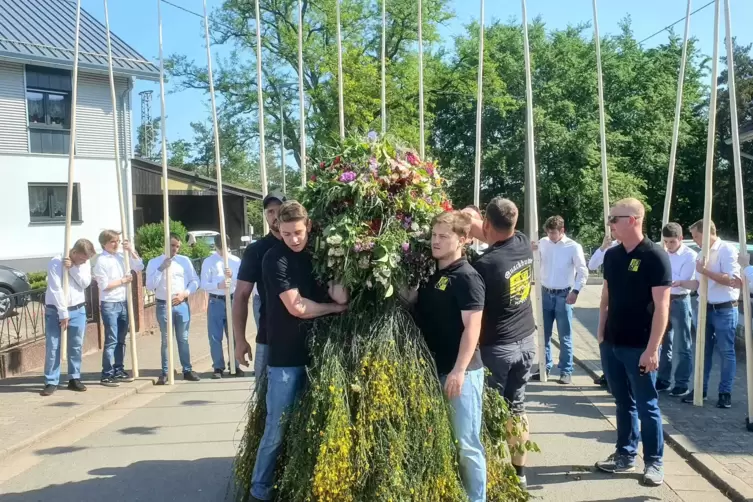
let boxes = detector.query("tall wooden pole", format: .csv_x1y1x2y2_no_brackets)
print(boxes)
473,0,484,208
157,0,175,385
254,0,269,234
592,0,610,235
694,0,721,407
298,0,307,186
417,0,425,158
61,0,83,366
381,0,387,135
203,0,236,375
521,0,546,382
336,0,345,139
103,0,139,378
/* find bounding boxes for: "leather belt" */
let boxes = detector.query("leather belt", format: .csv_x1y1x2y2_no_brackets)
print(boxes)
670,294,688,300
707,301,738,311
543,287,571,295
46,303,85,311
209,293,233,301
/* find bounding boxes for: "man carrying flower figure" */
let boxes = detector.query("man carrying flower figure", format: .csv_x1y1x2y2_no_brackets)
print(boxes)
404,210,487,502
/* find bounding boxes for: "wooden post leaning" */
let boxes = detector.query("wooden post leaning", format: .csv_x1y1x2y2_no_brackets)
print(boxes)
254,0,270,234
298,0,307,186
473,0,485,209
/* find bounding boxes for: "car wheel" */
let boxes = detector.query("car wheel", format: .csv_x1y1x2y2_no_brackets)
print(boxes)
0,286,12,319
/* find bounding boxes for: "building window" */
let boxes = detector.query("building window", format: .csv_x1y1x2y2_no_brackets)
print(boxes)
26,66,72,154
28,183,82,223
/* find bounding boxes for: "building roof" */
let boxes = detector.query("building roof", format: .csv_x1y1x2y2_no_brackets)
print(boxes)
0,0,159,80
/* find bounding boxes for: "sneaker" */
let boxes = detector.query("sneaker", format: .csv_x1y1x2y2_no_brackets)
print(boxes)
100,377,120,387
530,370,550,382
669,386,690,397
67,379,87,392
156,374,168,386
596,373,608,387
518,474,527,490
717,393,732,409
643,463,664,486
114,371,134,383
558,374,572,385
40,384,57,396
682,390,707,404
655,380,671,392
183,371,201,382
595,453,636,474
212,369,223,379
234,368,245,378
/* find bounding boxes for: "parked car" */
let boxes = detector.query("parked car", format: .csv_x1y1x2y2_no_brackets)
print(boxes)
0,265,31,318
186,230,220,250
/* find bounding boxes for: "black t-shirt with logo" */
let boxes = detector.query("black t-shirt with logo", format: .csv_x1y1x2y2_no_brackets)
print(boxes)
415,258,485,375
262,243,329,367
238,233,280,344
473,231,536,346
603,237,672,348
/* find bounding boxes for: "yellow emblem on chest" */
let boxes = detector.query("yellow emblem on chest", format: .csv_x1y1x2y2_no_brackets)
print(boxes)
435,276,449,291
628,258,641,272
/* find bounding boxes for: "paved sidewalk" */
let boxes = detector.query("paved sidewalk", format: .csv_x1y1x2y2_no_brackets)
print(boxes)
568,285,753,502
0,308,257,462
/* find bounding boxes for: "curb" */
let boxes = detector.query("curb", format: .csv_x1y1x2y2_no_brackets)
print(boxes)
556,339,752,502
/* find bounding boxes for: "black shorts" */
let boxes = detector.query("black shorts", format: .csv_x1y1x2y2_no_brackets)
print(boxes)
481,333,536,415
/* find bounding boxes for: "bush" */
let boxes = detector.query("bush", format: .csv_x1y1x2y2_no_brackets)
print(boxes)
135,220,188,264
28,271,47,290
187,240,212,261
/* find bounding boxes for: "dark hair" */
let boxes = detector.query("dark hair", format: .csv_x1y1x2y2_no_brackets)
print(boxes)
485,197,518,232
169,232,182,242
689,219,716,236
213,234,230,249
544,215,565,231
662,222,683,239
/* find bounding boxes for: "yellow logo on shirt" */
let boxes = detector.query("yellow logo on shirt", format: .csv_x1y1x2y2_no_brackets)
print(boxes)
628,259,641,272
435,276,449,291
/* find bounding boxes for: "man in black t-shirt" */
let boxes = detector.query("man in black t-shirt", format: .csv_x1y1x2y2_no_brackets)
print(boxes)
233,191,285,386
408,211,486,502
595,198,671,488
463,197,536,489
249,201,348,502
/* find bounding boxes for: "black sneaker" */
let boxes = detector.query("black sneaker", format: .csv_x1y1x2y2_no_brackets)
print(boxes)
67,379,87,392
655,380,671,392
717,393,732,409
558,374,572,385
40,384,57,396
669,386,690,397
100,377,120,387
183,371,201,382
156,374,168,385
530,370,550,382
212,369,223,379
234,368,245,378
115,371,134,383
596,373,608,387
682,390,707,404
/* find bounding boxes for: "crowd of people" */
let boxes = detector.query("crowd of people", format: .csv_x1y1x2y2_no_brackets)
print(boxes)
38,190,753,501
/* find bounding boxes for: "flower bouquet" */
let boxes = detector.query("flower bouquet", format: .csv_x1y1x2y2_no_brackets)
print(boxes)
231,134,536,502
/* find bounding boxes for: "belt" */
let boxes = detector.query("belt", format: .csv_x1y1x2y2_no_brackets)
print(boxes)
670,294,688,300
707,301,738,311
690,291,698,298
543,286,571,294
156,298,187,305
209,293,233,301
46,303,85,311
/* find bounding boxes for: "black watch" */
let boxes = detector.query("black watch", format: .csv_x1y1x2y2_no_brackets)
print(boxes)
572,289,580,295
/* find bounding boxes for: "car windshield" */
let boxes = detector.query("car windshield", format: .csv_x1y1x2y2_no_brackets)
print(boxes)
197,236,216,247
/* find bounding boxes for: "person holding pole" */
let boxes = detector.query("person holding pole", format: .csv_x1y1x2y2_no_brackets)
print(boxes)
595,198,670,487
41,239,96,397
682,220,739,409
201,234,243,379
94,230,144,387
145,233,201,385
588,233,620,271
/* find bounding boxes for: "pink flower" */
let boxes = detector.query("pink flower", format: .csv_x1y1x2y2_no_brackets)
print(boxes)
339,171,357,183
402,242,410,252
406,152,420,166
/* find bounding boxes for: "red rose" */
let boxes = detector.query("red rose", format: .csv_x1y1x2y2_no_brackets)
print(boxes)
442,200,453,212
319,162,325,168
334,156,341,165
310,174,317,182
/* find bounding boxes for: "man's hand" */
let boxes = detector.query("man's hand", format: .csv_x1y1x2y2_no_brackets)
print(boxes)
235,339,253,367
731,276,744,289
63,258,72,269
158,258,172,272
331,303,348,314
224,267,232,279
531,240,539,251
639,347,660,373
59,318,70,330
566,291,578,305
597,329,605,344
695,259,708,276
328,282,350,304
444,369,465,399
600,234,612,251
121,274,133,285
172,290,189,306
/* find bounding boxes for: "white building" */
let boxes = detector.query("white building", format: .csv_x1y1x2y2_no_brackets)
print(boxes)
0,0,158,272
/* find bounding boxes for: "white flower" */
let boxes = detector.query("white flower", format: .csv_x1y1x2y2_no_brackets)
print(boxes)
328,247,336,256
326,234,343,246
333,247,345,257
358,256,370,269
366,279,373,288
328,258,336,267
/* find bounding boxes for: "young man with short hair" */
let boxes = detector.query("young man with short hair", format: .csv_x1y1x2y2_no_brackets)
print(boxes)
596,198,671,486
463,197,536,489
405,210,486,501
145,233,201,385
93,229,144,387
249,201,348,502
201,234,243,379
532,215,588,385
659,223,697,397
42,238,97,396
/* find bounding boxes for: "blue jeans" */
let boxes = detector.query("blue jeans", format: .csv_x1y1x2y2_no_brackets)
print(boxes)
156,300,192,375
101,301,129,378
251,366,307,501
601,341,663,466
254,343,269,389
207,296,240,371
659,296,692,388
44,305,86,385
542,288,574,375
440,368,486,502
252,293,262,332
702,306,738,395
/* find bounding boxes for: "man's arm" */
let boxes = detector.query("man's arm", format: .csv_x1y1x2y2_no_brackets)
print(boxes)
573,244,588,292
460,210,488,243
69,261,91,289
597,280,608,343
673,253,699,290
647,286,671,353
47,259,69,321
183,257,200,296
232,281,254,338
199,258,214,291
454,310,483,371
145,258,163,291
279,289,347,319
588,248,606,271
698,247,740,287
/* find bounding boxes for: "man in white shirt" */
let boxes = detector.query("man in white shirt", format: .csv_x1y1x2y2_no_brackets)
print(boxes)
588,233,620,271
93,229,144,387
682,220,739,409
658,223,697,397
41,239,96,396
532,215,588,385
145,233,201,385
200,234,243,379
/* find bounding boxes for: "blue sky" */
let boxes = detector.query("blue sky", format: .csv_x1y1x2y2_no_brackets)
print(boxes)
79,0,753,152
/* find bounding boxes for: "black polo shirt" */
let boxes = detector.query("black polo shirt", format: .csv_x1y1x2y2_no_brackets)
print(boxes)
473,231,536,346
262,243,329,367
603,237,672,348
238,233,280,344
415,258,485,375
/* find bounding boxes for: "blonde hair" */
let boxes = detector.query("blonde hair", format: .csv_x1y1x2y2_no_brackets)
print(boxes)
278,200,309,224
432,210,472,238
613,198,645,218
72,238,96,258
98,229,120,247
690,219,717,236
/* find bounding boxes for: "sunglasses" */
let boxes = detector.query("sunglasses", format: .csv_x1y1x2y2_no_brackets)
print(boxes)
608,215,633,224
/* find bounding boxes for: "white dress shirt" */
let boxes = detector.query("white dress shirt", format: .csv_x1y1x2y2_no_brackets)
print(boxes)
145,254,199,301
703,238,740,304
588,240,620,271
45,256,92,320
200,252,241,295
92,250,145,303
668,244,697,295
539,235,588,291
